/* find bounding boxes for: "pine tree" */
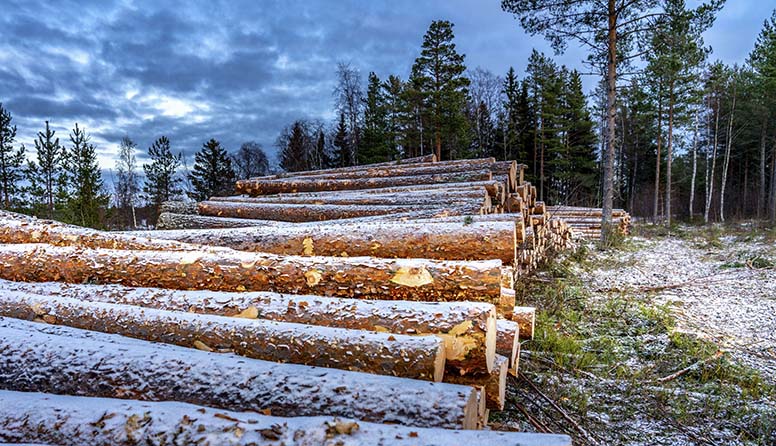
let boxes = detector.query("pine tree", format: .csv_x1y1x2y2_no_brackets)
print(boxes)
63,123,107,228
358,72,392,164
331,113,352,168
231,142,269,179
501,67,521,161
144,136,182,210
114,136,140,228
383,75,404,159
26,121,65,219
750,9,776,222
412,20,470,160
279,122,310,172
0,104,25,210
188,139,236,201
561,70,599,204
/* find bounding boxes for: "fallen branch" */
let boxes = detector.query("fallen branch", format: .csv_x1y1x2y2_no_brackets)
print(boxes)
655,350,724,384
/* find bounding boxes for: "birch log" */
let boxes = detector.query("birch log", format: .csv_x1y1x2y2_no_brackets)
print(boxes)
0,244,503,303
445,354,509,411
0,319,478,429
127,220,517,263
0,280,497,375
235,170,492,196
197,200,484,222
0,390,572,446
0,290,445,381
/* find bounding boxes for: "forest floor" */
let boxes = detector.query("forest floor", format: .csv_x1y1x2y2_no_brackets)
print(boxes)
492,222,776,445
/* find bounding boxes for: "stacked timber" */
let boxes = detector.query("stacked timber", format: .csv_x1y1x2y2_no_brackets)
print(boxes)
547,205,632,239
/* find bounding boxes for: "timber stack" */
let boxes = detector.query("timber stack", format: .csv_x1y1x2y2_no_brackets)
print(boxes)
0,208,571,445
547,205,631,239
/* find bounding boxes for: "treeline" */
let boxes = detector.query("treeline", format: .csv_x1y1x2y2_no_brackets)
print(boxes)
276,20,599,206
0,109,271,229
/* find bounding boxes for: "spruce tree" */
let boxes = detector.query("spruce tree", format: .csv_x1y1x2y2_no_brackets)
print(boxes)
331,113,352,168
143,136,182,210
279,121,310,172
0,104,25,210
383,75,404,159
501,67,521,160
358,72,392,164
63,123,107,228
412,20,470,160
188,139,236,200
27,121,65,219
561,71,598,204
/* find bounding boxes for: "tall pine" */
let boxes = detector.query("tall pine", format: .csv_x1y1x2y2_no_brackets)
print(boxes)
188,139,236,200
63,123,107,228
27,121,66,219
358,72,392,164
0,104,25,210
144,136,182,210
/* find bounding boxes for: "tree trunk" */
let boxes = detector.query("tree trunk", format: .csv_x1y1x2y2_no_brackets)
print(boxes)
1,278,498,375
759,116,768,218
127,220,518,264
235,170,492,196
0,318,479,429
601,0,618,241
704,97,720,224
157,212,281,229
209,189,491,208
770,138,776,224
0,390,572,446
0,244,504,303
689,111,698,219
720,84,737,223
0,290,446,381
664,88,675,226
653,92,663,223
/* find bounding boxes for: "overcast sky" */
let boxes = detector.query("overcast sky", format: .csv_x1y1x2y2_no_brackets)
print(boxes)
1,0,772,170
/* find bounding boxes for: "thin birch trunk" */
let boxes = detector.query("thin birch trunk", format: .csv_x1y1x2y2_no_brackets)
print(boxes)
720,83,737,223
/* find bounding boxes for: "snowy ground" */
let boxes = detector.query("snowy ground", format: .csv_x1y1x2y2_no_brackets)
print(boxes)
495,223,776,446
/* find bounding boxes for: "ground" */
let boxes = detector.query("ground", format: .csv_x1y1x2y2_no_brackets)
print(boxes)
492,222,776,446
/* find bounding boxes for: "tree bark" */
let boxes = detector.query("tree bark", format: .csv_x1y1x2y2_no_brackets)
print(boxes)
653,89,663,224
157,212,281,229
0,319,479,429
770,138,776,224
601,0,618,241
0,279,498,375
445,355,508,411
720,84,737,222
256,154,437,180
128,220,517,263
0,244,503,303
209,189,491,207
665,88,675,226
0,290,446,381
689,111,698,219
0,390,572,446
759,116,768,218
235,170,492,196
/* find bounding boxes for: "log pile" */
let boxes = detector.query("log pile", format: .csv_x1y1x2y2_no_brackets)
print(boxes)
547,205,632,239
0,157,588,444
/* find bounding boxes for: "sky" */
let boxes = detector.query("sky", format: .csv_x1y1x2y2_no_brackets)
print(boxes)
0,0,772,172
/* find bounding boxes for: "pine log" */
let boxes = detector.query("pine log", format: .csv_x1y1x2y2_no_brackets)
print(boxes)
0,244,503,303
160,200,198,214
0,279,498,375
0,290,445,381
208,189,491,207
198,200,485,222
445,354,509,411
157,212,282,229
0,318,479,429
235,170,493,196
257,154,438,180
126,220,517,263
0,390,573,446
496,318,520,373
0,211,197,251
231,180,502,199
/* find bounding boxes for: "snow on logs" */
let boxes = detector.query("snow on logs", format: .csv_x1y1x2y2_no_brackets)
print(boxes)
0,280,499,375
0,244,505,303
0,390,573,446
446,354,509,411
0,318,480,429
0,290,446,381
235,169,493,196
156,212,282,229
128,219,518,263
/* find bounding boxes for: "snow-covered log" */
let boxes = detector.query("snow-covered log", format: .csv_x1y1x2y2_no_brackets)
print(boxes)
496,318,521,374
0,244,503,303
0,319,478,429
208,188,491,207
156,212,281,229
0,390,572,446
0,280,498,375
256,153,438,180
235,170,493,196
159,200,198,214
445,354,509,411
127,219,517,263
0,290,445,381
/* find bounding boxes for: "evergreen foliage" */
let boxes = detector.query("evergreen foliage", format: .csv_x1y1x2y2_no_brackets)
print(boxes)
0,104,25,210
188,139,235,200
62,123,108,228
143,136,182,209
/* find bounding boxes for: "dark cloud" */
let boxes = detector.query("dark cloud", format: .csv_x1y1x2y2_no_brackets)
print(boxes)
0,0,768,168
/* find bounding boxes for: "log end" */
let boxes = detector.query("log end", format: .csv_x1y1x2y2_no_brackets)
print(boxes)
462,387,480,430
433,340,446,383
485,309,497,374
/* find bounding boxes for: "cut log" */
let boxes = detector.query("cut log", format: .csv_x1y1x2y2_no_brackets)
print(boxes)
511,306,536,340
127,220,517,263
445,354,509,411
208,189,491,207
0,279,497,375
496,318,520,373
0,290,445,381
257,154,438,180
0,244,503,303
235,170,493,196
198,200,485,222
0,390,573,446
0,318,479,429
0,211,197,251
157,212,281,229
160,200,198,214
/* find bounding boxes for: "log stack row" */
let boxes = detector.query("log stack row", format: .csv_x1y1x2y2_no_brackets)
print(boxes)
0,210,570,445
546,205,632,239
